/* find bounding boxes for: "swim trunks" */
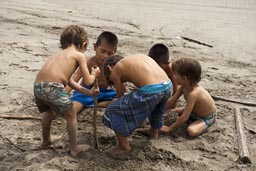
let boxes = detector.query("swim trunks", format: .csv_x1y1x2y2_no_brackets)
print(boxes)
188,111,217,130
34,82,72,115
71,85,117,107
102,80,172,137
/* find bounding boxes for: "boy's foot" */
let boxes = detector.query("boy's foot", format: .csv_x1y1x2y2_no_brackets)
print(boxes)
41,135,62,148
105,145,132,157
159,125,171,133
70,144,91,157
136,128,158,138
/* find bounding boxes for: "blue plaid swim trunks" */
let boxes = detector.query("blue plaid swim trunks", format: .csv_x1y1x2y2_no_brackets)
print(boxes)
103,80,172,137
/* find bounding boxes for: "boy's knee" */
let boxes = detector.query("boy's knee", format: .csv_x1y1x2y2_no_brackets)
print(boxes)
187,126,199,137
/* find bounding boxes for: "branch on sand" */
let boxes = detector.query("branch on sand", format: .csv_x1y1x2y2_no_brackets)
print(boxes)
181,36,213,48
0,135,26,152
234,106,251,164
0,113,41,120
212,95,256,107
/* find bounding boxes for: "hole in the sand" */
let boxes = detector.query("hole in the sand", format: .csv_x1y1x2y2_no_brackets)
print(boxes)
98,136,116,146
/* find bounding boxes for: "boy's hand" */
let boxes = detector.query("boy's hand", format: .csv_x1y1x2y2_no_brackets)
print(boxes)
91,66,101,77
92,86,99,96
171,107,183,115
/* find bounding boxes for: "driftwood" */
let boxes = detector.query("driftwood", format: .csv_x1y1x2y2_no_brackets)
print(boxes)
0,135,26,152
181,36,213,48
0,113,41,120
245,126,256,135
93,79,100,149
234,106,251,164
212,95,256,107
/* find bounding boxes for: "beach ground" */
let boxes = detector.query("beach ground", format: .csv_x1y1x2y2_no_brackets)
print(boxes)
0,0,256,170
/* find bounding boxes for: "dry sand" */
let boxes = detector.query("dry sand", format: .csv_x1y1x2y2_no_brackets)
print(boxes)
0,0,256,170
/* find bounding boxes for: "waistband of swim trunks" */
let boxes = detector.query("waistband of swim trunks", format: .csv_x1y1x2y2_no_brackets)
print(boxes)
204,111,217,120
195,111,217,120
34,82,64,88
139,80,172,94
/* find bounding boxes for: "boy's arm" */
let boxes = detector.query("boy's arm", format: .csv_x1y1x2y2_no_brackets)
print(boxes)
77,53,100,86
66,68,82,93
68,76,97,96
111,68,125,97
168,64,178,95
165,86,183,111
171,80,178,97
169,94,196,132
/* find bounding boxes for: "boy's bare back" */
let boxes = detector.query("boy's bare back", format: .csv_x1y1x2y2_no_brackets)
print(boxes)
112,54,169,88
35,46,88,87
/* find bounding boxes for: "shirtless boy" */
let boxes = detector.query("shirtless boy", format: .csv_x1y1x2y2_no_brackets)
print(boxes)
69,31,118,115
160,58,217,137
102,54,172,156
34,25,100,157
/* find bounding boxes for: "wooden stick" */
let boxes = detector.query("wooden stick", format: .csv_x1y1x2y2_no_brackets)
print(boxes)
0,135,26,152
212,95,256,107
93,78,100,149
234,106,251,163
181,36,213,48
0,113,41,120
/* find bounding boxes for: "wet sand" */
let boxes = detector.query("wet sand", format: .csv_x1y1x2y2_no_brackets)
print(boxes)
0,0,255,170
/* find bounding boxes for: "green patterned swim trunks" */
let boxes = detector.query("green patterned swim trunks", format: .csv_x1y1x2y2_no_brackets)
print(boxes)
34,82,72,115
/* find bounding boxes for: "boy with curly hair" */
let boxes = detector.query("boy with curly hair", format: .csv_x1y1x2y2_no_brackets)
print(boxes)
34,25,100,156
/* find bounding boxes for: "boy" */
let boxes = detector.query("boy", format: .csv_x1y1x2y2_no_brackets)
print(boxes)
160,58,217,137
34,25,100,157
68,31,118,116
102,54,172,156
148,43,178,109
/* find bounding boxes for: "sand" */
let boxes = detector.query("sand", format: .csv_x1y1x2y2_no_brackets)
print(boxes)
0,0,256,170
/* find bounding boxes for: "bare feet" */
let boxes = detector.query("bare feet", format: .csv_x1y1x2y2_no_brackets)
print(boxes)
70,144,91,157
159,125,171,133
136,128,158,138
41,135,62,148
105,145,132,157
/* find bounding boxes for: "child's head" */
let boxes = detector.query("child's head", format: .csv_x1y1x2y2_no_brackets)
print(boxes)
172,58,201,86
94,31,118,66
103,55,124,85
95,31,118,50
148,43,169,64
60,25,88,52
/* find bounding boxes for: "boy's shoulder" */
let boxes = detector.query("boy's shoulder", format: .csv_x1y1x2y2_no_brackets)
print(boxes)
190,85,206,97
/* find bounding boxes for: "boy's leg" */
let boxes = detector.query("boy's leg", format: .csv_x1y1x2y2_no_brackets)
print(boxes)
106,133,132,156
41,109,61,147
72,101,84,114
187,120,205,137
97,99,116,108
65,108,90,157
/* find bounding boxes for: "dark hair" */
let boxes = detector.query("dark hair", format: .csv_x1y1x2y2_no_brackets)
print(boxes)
172,58,201,86
95,31,118,49
60,25,88,50
103,55,124,85
148,43,169,64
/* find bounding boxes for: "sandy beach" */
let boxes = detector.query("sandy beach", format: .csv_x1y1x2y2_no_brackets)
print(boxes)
0,0,256,170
